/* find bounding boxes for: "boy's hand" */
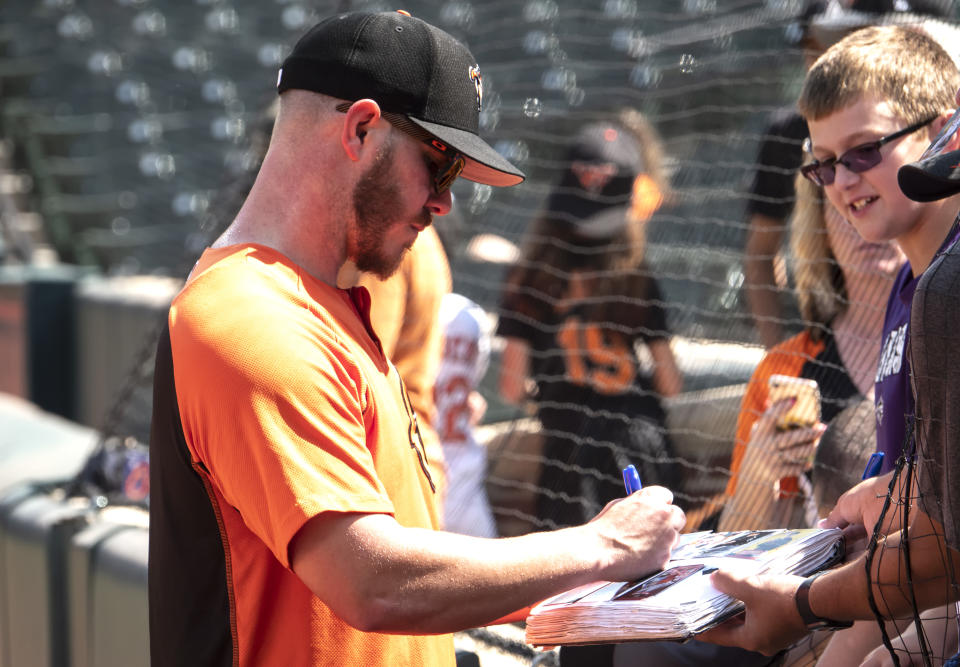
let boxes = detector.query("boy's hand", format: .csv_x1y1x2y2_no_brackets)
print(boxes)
818,471,897,544
698,570,809,656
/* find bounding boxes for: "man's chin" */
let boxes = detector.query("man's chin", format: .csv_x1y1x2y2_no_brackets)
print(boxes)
355,248,408,280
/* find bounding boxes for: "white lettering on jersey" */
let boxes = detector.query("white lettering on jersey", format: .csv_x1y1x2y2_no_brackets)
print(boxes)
875,323,907,384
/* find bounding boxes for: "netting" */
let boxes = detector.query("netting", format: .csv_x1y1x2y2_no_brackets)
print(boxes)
867,233,960,667
2,0,960,664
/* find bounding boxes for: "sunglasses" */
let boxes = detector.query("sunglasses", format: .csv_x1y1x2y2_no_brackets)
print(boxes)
800,116,937,187
336,102,465,195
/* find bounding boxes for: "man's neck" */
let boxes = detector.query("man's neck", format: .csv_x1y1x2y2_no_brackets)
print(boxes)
216,179,348,287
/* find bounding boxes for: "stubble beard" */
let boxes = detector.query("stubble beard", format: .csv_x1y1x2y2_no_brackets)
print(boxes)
350,137,432,280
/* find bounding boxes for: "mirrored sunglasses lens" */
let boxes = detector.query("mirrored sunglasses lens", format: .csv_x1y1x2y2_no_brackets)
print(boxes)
436,156,465,193
802,163,829,186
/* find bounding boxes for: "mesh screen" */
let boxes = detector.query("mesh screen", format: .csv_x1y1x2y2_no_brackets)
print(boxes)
2,1,960,663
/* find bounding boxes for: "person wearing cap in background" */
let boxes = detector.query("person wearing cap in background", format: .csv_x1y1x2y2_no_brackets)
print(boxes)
497,109,683,537
742,0,951,349
147,10,685,667
697,28,960,665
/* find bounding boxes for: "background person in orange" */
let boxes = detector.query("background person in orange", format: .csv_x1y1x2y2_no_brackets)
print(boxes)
718,170,905,533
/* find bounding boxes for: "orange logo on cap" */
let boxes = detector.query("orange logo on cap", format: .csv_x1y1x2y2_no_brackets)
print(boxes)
469,65,483,113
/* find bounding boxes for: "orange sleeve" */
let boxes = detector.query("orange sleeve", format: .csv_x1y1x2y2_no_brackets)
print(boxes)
171,260,397,569
724,332,823,497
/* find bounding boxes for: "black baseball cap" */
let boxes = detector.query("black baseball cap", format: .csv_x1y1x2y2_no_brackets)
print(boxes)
898,107,960,202
277,10,524,188
547,122,646,240
899,150,960,202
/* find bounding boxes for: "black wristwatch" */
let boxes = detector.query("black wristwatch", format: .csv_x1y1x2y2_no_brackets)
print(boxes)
794,572,854,631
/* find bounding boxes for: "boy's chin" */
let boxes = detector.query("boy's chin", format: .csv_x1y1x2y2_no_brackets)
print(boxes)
843,217,888,245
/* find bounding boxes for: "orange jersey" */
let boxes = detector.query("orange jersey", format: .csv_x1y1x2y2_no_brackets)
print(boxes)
150,244,452,667
360,226,452,495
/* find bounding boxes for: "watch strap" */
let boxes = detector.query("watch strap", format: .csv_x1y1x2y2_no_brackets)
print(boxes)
794,572,853,630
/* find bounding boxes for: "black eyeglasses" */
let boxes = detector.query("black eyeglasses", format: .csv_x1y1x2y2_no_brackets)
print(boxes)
800,116,937,187
336,102,465,195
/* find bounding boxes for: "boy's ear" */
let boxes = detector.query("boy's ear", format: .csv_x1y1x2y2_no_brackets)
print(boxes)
340,99,383,161
945,112,960,153
929,110,960,153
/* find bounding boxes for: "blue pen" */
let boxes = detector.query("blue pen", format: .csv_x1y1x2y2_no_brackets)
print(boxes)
622,465,643,495
861,452,885,480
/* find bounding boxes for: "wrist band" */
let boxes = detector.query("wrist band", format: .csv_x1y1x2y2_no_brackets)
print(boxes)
794,572,853,631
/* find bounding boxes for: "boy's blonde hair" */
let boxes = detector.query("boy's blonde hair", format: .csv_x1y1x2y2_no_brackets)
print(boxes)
799,25,959,125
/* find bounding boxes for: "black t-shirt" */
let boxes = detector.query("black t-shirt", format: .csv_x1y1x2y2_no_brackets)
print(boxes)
497,269,669,432
909,233,960,551
747,108,809,221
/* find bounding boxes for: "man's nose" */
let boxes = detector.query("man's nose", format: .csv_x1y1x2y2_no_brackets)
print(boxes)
426,187,453,217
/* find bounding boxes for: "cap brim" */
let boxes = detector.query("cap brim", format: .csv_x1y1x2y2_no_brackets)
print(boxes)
898,150,960,202
408,117,525,187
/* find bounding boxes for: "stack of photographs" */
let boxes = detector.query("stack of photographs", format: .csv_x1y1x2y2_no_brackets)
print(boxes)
525,527,845,647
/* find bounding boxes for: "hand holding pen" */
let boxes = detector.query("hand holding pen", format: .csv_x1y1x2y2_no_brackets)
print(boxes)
623,464,643,495
575,464,684,584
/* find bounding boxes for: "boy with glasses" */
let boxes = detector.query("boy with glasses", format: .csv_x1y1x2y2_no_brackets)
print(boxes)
699,25,960,663
796,25,960,483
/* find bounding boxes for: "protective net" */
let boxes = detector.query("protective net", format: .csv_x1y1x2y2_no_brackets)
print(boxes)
862,233,960,667
2,0,959,664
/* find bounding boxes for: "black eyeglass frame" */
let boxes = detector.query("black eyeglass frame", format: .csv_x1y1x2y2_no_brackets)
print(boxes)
335,102,465,195
800,115,938,187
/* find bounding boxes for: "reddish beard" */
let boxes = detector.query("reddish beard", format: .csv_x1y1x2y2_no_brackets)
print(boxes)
351,137,432,279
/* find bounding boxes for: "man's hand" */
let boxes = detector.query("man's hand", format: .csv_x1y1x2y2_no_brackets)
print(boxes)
584,485,686,583
290,484,684,633
698,570,809,656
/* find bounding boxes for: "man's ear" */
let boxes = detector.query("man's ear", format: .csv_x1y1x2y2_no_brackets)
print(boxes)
341,99,382,161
